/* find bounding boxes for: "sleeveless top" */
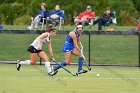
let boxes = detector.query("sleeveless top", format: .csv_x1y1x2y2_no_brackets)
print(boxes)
31,33,51,50
65,30,80,45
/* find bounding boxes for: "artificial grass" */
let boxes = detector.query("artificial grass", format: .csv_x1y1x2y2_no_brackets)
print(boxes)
0,34,138,66
0,64,139,93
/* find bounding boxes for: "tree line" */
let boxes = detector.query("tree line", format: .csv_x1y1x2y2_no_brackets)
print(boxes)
0,0,139,26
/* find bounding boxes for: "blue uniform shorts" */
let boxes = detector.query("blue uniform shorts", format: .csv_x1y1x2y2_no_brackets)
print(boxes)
62,42,75,53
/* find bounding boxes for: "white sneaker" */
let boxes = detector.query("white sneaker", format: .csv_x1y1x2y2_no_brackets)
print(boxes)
77,69,88,74
49,66,58,76
27,26,33,30
89,23,92,25
48,70,58,76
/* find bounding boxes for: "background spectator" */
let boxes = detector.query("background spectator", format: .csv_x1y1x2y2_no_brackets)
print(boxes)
46,5,64,27
28,3,49,30
93,7,115,30
74,5,95,26
136,17,140,31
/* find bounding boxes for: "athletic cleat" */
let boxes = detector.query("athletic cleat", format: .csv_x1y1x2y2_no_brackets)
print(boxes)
77,69,88,74
27,26,33,30
48,66,58,76
16,60,21,71
52,70,58,75
51,66,58,76
48,72,54,76
48,70,58,76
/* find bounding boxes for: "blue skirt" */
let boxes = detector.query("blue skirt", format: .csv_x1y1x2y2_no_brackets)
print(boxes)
62,42,75,53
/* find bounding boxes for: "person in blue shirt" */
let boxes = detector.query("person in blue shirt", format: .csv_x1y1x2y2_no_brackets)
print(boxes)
52,23,88,75
28,3,49,30
46,5,64,27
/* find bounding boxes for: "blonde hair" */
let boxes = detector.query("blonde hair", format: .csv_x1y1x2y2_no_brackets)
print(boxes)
41,3,47,8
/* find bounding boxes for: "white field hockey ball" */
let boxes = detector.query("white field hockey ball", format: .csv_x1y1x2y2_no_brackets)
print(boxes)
96,73,100,76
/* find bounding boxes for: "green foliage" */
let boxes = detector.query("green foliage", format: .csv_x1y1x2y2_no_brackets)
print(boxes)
119,10,136,26
14,15,32,25
109,0,138,26
0,0,15,3
131,0,140,14
11,2,25,18
23,0,43,16
0,0,139,25
0,3,15,24
0,0,5,3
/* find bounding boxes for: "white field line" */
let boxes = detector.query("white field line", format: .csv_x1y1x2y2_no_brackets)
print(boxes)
0,77,140,81
1,67,140,74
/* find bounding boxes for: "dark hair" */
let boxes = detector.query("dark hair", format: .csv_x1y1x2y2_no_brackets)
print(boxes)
46,24,57,32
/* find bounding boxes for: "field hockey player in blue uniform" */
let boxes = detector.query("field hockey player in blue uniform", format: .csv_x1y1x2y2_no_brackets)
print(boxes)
53,24,88,74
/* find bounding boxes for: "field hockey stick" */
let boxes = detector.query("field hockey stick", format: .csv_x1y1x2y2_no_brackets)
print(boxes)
52,59,78,76
80,42,84,51
82,54,91,71
80,44,91,71
80,46,91,71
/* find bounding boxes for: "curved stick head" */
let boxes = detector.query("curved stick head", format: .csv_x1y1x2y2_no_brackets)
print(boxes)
73,73,78,76
89,67,91,71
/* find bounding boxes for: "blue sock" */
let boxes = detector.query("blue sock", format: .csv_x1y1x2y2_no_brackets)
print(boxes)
78,57,84,70
54,61,66,71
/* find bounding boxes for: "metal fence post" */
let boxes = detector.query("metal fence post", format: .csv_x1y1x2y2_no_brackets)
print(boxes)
88,31,91,66
138,33,140,68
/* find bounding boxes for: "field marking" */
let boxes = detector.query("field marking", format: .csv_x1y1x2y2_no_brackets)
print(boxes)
1,67,140,75
1,77,140,81
88,72,140,75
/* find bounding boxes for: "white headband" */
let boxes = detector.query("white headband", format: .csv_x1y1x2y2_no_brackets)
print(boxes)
77,25,83,28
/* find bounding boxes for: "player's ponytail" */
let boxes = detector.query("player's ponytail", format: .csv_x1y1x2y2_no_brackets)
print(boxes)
46,24,57,33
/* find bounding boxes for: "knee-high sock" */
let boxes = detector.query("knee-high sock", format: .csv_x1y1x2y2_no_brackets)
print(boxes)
54,61,66,71
78,57,84,70
19,60,30,65
45,62,52,73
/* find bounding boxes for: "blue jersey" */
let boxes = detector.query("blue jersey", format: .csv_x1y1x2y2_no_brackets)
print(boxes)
65,30,80,45
62,30,80,52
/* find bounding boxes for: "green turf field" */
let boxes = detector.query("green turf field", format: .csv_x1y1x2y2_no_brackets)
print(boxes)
0,34,138,66
0,64,140,93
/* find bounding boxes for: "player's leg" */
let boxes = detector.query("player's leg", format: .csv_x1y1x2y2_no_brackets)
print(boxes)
72,48,88,74
16,53,38,71
53,52,71,71
38,51,50,72
38,51,57,76
53,42,72,71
